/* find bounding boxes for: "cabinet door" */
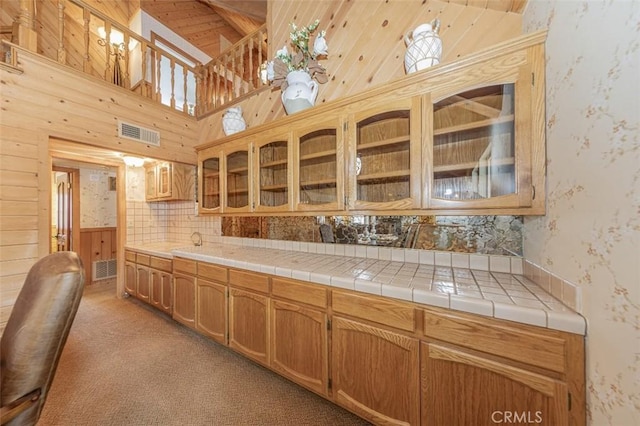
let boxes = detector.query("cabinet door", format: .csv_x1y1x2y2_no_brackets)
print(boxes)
173,272,196,329
347,97,421,211
270,299,328,396
124,261,137,296
145,165,157,200
228,287,269,366
150,269,172,314
196,278,227,344
156,162,172,198
425,71,534,210
293,118,344,211
200,153,221,213
224,149,251,213
331,316,420,425
254,135,291,212
422,342,569,426
136,265,150,303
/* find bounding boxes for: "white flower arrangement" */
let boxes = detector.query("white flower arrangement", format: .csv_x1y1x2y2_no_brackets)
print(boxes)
262,20,328,90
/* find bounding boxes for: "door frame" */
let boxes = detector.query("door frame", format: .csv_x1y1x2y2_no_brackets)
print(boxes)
51,166,80,253
49,139,128,299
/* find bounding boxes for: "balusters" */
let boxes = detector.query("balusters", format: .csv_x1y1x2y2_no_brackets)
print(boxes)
103,22,112,83
170,57,176,109
122,33,131,88
57,0,66,64
155,49,162,102
141,41,148,98
182,66,188,114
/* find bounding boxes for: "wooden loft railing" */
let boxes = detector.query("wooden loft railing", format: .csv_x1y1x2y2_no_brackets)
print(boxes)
1,0,270,119
55,0,199,116
197,24,270,117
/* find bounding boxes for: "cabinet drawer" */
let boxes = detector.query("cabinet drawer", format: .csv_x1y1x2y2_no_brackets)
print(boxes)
125,250,136,262
173,257,197,275
136,253,150,266
272,277,327,309
422,308,567,373
150,256,172,273
332,290,416,333
229,269,269,294
198,262,228,283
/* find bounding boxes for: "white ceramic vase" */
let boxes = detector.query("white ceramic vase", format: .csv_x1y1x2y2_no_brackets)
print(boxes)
222,107,246,136
404,19,442,74
281,70,318,115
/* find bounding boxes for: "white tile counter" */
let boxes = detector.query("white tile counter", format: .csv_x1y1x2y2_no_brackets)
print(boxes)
126,241,586,335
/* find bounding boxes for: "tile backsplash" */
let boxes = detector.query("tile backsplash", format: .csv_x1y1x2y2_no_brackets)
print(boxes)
126,201,220,245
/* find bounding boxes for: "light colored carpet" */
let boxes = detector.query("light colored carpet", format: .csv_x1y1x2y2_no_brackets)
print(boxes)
38,280,370,426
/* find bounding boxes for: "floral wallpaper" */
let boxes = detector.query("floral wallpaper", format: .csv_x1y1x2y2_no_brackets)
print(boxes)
523,1,639,424
79,168,117,228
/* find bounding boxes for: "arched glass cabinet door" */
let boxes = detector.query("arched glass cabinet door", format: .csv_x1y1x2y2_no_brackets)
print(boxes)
254,135,291,212
294,118,344,211
426,80,533,210
200,154,221,213
348,97,421,211
225,149,251,213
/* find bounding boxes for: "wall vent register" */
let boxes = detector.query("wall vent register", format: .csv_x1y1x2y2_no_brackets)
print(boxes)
118,120,161,146
92,259,117,281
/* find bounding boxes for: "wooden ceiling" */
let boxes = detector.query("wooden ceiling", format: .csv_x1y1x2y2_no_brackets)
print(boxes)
140,0,266,58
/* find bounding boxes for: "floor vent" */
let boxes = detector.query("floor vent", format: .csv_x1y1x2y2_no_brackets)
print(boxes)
92,259,117,281
118,120,160,146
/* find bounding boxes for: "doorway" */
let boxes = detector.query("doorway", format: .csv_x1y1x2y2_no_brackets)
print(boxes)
51,167,80,253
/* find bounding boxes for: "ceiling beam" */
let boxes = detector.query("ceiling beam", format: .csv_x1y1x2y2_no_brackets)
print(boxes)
198,0,267,22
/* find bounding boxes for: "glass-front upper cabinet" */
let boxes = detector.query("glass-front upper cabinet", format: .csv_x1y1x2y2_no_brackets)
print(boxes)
156,162,172,198
200,151,221,213
294,118,344,211
224,147,251,213
347,97,421,211
253,132,291,212
425,78,533,210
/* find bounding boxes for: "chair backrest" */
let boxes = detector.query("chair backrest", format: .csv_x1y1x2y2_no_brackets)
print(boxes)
1,251,85,426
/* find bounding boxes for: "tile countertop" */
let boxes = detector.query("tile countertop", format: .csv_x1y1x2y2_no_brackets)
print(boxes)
125,242,586,335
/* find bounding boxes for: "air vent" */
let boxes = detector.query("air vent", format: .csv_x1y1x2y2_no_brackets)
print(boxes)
118,120,160,146
92,259,117,281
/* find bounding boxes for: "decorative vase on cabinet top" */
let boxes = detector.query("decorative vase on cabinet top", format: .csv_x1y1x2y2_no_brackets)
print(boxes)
281,70,319,115
222,107,246,136
404,19,442,74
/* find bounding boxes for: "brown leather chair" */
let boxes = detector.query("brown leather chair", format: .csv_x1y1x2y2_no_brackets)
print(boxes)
1,251,85,426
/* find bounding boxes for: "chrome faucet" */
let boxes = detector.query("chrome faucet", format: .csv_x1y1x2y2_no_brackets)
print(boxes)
191,231,202,247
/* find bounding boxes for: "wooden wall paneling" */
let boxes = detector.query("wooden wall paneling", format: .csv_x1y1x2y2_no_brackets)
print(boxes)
79,230,93,284
0,125,46,332
0,59,194,144
2,51,199,164
199,0,523,143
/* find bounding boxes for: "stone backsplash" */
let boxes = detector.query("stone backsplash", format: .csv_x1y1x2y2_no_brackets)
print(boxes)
221,215,523,256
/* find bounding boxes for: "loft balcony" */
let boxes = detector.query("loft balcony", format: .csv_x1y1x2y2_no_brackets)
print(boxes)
0,0,268,119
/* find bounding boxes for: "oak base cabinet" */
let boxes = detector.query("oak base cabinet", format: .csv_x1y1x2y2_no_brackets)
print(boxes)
422,342,568,426
150,269,172,314
196,279,227,344
228,287,269,366
173,273,196,329
136,264,150,303
270,299,328,396
331,316,420,425
124,260,137,296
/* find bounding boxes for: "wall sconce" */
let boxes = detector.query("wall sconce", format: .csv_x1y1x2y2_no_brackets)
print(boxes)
122,156,145,168
97,26,138,86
